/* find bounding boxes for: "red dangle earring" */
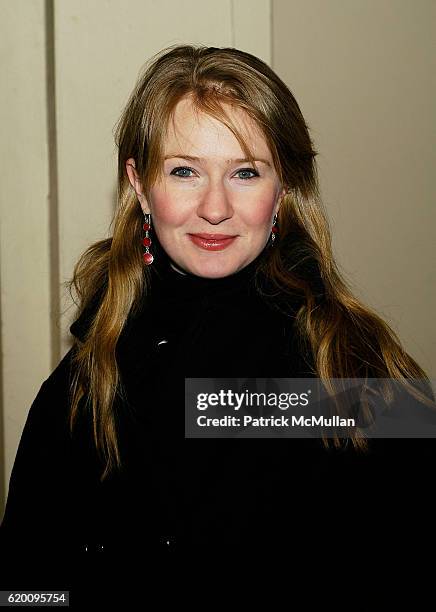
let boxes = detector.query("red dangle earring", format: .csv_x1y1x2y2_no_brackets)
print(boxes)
271,213,279,246
142,212,154,265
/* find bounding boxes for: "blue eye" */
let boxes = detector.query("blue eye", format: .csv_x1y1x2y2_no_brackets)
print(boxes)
171,166,195,178
236,168,259,180
170,166,259,180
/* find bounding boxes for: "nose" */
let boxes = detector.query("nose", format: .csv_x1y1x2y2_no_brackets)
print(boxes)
196,182,234,225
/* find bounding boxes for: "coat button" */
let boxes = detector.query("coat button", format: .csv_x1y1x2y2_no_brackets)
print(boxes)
162,535,175,547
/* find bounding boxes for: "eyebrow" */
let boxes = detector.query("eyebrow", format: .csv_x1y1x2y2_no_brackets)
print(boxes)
164,154,271,167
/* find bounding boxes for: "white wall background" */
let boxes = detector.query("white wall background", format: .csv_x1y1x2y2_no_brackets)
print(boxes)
273,0,435,381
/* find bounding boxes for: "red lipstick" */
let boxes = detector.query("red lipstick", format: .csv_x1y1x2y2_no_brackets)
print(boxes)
188,233,237,251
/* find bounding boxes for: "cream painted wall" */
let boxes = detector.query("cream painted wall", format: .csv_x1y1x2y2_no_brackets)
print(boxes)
0,1,52,522
0,0,271,520
272,0,435,379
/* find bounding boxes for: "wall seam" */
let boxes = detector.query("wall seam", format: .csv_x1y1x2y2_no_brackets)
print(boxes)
45,0,61,369
230,0,235,46
270,0,274,67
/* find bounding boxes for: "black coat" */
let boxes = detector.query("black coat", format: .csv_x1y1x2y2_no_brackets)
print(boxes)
1,252,435,605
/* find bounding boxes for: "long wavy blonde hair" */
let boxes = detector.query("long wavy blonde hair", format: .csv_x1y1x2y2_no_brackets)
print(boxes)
65,44,435,482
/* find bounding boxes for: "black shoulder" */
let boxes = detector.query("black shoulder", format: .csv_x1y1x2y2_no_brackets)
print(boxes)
0,347,78,543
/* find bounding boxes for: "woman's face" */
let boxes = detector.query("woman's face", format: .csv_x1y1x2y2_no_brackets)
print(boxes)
126,96,286,278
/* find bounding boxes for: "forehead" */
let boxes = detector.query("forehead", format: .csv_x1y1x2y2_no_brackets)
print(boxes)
163,96,271,159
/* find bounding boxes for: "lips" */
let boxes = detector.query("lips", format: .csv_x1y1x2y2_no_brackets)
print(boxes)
188,233,237,251
190,233,236,239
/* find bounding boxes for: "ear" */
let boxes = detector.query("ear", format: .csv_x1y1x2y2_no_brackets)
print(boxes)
125,157,151,214
274,185,288,216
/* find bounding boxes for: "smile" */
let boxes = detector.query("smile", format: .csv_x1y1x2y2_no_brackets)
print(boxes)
188,234,238,251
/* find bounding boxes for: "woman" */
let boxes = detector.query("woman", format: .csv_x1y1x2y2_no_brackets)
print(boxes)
1,44,434,601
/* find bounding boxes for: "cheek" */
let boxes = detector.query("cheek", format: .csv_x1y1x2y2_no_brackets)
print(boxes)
240,194,276,228
150,186,278,229
150,191,187,226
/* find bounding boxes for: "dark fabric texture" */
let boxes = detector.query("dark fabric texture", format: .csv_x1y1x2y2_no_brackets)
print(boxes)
1,248,435,605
